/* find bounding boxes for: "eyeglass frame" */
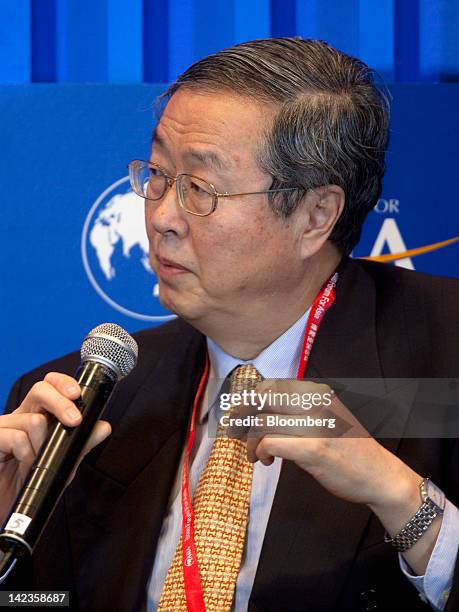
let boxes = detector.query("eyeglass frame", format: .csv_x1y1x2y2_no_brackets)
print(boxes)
128,159,299,217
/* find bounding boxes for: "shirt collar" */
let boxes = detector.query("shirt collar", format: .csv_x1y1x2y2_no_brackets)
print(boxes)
201,308,311,422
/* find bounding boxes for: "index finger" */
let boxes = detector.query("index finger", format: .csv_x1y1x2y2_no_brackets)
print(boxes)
15,374,82,427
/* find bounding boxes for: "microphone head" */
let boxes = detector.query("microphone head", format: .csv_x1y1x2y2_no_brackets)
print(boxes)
81,323,138,380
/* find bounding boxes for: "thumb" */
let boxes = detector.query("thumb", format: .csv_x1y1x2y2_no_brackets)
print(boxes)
81,420,112,458
66,420,112,485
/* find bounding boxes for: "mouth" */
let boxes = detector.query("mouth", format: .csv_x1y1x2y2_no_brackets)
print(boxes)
155,254,191,278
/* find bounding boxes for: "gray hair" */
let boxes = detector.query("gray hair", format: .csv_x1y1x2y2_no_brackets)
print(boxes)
162,38,390,255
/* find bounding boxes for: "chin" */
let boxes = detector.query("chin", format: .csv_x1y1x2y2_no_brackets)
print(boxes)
157,287,200,322
157,290,178,316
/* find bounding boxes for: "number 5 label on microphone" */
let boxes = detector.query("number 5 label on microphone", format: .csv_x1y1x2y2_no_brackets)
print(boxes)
5,513,32,535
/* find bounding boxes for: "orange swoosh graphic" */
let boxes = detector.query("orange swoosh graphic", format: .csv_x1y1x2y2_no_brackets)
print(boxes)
363,236,459,263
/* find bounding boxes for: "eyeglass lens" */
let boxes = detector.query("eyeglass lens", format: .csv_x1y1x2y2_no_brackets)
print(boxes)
137,163,215,215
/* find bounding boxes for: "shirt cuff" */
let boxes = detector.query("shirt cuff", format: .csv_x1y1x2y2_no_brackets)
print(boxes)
399,499,459,611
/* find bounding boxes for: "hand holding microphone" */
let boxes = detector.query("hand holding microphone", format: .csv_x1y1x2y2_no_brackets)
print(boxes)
0,323,138,581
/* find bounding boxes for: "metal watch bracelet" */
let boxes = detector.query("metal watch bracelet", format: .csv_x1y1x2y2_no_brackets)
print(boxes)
384,478,445,553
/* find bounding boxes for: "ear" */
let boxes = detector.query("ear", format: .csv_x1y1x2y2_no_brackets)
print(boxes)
299,185,345,258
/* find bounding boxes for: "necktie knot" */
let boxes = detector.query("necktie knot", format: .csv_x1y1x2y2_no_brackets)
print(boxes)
229,364,263,395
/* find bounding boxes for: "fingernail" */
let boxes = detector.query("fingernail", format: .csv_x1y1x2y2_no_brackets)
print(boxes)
66,407,81,422
66,385,80,396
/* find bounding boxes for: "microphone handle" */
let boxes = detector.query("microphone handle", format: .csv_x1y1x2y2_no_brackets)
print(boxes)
0,361,115,557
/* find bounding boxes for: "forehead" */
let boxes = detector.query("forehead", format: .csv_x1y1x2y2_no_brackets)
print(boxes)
154,89,275,167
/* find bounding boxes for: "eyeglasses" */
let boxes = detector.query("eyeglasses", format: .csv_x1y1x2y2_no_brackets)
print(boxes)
127,159,298,217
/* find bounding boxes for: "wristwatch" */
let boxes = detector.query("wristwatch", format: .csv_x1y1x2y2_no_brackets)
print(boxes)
384,478,445,552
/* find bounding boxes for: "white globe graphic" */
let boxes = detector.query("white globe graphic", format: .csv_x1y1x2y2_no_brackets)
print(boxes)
81,176,176,321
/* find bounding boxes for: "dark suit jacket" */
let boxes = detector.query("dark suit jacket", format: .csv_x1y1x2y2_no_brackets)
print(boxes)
4,258,459,612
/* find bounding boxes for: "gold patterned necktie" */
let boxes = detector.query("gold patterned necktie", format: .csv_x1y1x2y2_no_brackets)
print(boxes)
158,364,263,611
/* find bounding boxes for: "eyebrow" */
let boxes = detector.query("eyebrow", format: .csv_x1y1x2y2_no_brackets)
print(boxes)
183,149,226,172
151,130,227,173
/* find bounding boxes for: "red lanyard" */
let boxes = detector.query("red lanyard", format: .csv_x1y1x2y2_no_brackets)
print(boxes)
180,271,338,611
180,352,209,611
296,271,338,379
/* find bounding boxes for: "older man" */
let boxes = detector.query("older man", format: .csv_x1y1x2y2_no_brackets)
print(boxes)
1,39,458,611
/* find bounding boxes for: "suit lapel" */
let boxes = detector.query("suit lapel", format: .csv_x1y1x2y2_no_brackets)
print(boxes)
250,259,393,610
64,322,206,611
307,257,383,380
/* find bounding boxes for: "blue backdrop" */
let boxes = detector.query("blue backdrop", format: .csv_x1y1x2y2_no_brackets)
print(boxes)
1,0,459,407
2,0,459,84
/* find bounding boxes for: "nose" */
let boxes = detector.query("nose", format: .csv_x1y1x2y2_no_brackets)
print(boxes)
146,180,189,239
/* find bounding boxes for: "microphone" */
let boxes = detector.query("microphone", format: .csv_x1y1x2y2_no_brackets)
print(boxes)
0,323,138,580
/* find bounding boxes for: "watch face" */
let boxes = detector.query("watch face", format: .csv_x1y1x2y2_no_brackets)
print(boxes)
425,479,446,510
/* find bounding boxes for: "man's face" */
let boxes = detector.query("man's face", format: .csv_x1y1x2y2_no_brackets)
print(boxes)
146,89,309,327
